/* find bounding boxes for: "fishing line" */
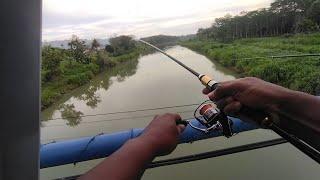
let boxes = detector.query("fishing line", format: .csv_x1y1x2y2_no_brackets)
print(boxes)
44,103,200,121
43,110,195,128
41,117,196,142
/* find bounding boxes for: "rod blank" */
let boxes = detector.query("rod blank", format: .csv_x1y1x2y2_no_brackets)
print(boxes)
139,40,200,77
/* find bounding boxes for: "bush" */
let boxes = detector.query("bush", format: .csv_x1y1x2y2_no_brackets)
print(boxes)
180,33,320,95
41,88,60,109
41,35,142,110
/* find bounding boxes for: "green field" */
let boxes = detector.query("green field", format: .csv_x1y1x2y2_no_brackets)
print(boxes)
180,33,320,95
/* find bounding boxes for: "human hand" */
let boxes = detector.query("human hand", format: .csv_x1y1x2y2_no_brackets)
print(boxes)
203,77,292,118
139,113,186,156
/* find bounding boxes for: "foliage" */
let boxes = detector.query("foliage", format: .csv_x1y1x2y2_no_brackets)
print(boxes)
91,38,100,51
59,104,84,127
197,0,320,42
108,35,136,56
41,46,66,83
141,35,180,46
68,35,89,63
181,33,320,95
41,35,142,110
105,44,114,53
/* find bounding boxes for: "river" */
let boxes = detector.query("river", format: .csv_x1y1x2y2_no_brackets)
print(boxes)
40,46,319,180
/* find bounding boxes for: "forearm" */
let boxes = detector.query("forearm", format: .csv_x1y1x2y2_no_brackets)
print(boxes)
79,137,156,180
277,90,320,134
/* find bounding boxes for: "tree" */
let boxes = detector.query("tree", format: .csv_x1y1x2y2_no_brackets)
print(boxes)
196,0,320,42
307,0,320,25
105,44,114,53
68,35,89,63
41,46,64,82
91,38,100,51
109,35,136,56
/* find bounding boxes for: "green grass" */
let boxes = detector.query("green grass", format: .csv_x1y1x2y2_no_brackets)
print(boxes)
180,33,320,95
41,49,141,110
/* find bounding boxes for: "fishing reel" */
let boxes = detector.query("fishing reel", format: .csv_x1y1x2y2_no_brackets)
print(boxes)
188,100,234,137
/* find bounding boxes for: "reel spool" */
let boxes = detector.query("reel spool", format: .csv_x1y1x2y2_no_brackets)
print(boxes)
187,100,234,137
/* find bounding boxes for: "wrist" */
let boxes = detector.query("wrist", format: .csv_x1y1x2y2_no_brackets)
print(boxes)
277,89,301,111
267,87,297,113
131,136,159,157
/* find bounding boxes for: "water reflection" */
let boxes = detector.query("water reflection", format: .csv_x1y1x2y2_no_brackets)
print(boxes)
42,56,139,125
77,85,101,109
59,104,83,127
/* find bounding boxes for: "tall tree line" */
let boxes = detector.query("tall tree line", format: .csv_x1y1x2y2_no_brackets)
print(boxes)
197,0,320,42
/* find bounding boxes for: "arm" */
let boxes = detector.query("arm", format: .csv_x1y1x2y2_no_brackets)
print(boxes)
79,113,185,180
203,77,320,146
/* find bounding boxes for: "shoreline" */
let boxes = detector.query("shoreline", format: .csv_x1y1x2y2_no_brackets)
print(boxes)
179,33,320,95
41,50,140,111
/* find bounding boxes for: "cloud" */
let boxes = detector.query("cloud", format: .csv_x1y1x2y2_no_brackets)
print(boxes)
42,0,273,41
43,11,109,28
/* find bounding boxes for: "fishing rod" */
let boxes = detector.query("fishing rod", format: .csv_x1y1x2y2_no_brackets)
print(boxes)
139,39,231,137
139,40,219,91
139,40,320,163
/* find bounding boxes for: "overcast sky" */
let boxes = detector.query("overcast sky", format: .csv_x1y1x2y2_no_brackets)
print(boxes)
42,0,272,41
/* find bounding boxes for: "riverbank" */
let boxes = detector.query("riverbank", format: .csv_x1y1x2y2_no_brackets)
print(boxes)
41,49,141,110
180,33,320,95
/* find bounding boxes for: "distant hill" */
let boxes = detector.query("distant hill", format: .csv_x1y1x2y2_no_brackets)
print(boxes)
42,39,109,49
140,35,180,46
179,34,196,41
42,34,196,49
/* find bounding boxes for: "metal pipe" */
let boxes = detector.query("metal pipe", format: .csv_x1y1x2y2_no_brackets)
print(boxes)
148,138,287,168
40,118,258,168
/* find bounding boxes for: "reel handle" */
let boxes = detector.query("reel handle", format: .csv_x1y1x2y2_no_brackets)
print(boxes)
218,112,233,137
176,120,188,126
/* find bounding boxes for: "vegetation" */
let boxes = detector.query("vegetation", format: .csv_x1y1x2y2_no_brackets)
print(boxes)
41,35,141,110
181,33,320,95
141,35,180,46
197,0,320,42
181,0,320,95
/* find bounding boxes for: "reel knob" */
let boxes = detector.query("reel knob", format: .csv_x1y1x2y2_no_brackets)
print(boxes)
199,104,219,128
188,100,234,137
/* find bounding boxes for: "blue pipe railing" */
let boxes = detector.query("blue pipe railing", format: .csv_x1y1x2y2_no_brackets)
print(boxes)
40,118,258,168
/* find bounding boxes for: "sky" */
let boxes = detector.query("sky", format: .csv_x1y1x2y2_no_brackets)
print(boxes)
42,0,272,41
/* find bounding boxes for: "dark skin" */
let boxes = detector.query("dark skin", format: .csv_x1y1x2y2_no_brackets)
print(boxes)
203,77,320,134
80,77,320,180
79,113,185,180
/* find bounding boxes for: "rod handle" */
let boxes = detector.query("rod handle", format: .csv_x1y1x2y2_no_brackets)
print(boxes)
199,74,219,91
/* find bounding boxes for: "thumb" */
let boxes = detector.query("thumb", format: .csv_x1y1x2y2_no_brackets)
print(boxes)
177,124,186,134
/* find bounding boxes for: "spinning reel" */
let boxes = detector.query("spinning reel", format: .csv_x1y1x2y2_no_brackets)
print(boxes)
187,100,234,137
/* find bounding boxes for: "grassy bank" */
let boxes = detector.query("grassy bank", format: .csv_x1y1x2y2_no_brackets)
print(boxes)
41,44,141,110
180,33,320,95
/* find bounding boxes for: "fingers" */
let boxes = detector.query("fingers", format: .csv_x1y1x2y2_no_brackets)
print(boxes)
208,82,234,101
153,113,181,121
161,113,186,134
223,101,242,114
164,113,182,123
206,80,246,102
216,96,242,115
202,87,211,95
177,124,186,134
216,96,234,109
152,113,185,134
